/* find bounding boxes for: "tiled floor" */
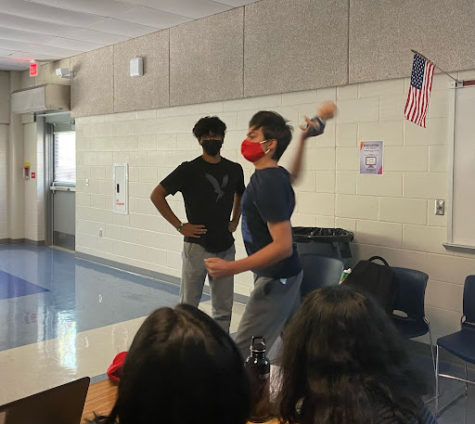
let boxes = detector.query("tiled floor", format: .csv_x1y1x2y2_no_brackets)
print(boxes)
425,357,475,423
0,245,473,422
0,245,244,404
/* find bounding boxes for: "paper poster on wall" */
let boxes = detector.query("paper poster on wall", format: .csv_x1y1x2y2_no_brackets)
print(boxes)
360,141,383,174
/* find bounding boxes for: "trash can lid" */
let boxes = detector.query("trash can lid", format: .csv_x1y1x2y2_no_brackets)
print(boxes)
292,227,354,242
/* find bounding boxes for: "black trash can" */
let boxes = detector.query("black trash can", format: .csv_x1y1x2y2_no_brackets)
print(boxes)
292,227,354,268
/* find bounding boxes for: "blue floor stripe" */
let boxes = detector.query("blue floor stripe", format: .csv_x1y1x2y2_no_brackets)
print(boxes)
0,270,49,299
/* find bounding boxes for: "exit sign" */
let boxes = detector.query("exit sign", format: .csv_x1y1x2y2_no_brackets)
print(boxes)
29,62,38,77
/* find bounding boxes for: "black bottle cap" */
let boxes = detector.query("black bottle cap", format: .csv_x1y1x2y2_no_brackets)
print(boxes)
250,336,266,353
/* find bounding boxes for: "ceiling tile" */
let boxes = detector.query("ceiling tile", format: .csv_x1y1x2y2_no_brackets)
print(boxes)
215,0,258,5
1,40,82,58
44,37,104,51
0,13,128,44
0,27,54,44
111,6,189,28
118,0,231,19
60,28,129,45
24,0,133,16
88,18,158,37
0,12,80,36
0,0,259,71
2,0,104,27
0,48,15,56
0,39,42,52
8,51,58,60
25,0,189,27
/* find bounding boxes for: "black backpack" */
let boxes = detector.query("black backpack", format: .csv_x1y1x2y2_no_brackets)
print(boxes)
343,256,398,314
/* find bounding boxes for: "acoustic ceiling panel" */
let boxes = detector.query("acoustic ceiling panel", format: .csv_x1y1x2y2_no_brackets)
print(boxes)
0,0,259,70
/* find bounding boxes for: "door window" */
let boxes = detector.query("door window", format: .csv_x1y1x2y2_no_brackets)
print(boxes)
54,131,76,185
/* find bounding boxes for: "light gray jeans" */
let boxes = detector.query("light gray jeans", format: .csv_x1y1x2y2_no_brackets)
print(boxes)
234,270,303,360
180,241,235,333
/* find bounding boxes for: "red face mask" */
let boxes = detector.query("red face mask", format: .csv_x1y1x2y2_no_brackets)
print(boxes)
241,139,269,163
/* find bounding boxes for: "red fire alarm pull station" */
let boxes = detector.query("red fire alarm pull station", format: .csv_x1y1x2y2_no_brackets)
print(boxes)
31,172,36,179
29,62,38,77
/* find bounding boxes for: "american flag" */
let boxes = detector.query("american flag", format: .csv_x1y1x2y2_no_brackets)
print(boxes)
404,53,435,128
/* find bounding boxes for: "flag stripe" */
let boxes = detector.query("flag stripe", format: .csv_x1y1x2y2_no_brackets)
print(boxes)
420,62,433,126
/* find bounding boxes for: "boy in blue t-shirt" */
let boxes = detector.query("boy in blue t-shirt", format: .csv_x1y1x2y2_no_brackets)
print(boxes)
205,103,335,356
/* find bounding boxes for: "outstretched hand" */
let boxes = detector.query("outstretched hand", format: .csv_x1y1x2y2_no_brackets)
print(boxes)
205,257,234,279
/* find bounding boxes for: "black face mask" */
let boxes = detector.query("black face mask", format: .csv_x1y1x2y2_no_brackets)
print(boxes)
201,139,223,156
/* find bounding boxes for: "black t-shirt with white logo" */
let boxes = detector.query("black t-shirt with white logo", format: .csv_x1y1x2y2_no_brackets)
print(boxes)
241,166,301,278
160,156,245,253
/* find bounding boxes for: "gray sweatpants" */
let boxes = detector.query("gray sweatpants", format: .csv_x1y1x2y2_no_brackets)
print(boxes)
234,270,303,360
180,241,235,333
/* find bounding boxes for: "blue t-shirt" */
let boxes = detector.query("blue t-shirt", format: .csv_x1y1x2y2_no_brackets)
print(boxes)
241,166,301,278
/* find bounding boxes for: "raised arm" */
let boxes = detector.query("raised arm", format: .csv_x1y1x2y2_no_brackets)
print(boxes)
290,101,337,183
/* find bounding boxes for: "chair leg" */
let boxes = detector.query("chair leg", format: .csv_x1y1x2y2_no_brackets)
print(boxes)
427,322,436,380
435,344,440,416
465,363,469,396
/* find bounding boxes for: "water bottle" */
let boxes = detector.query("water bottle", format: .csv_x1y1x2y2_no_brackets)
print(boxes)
339,268,352,284
244,336,272,423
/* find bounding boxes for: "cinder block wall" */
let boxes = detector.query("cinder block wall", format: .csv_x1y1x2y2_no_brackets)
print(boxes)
0,71,9,240
75,68,475,340
0,124,7,239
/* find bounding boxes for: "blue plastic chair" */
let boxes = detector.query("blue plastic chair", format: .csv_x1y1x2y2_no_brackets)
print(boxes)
390,268,435,390
299,254,345,298
435,275,475,415
391,267,434,340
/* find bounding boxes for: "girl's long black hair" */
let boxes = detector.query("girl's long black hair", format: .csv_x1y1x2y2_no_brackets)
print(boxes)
278,285,428,424
95,304,250,424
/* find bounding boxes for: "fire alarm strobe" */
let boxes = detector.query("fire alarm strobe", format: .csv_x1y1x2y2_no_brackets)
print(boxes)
130,57,143,77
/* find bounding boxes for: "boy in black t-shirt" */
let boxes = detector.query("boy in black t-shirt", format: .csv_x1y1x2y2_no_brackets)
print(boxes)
205,102,336,356
151,117,245,332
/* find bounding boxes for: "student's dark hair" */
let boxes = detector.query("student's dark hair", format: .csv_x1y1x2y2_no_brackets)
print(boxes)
192,116,226,139
95,305,250,424
278,285,428,424
249,111,293,161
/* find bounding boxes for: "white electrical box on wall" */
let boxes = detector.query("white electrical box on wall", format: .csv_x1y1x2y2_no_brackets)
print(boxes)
130,57,143,77
113,163,128,214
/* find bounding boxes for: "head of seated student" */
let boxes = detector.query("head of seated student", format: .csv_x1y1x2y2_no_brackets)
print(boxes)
278,285,429,424
96,304,250,424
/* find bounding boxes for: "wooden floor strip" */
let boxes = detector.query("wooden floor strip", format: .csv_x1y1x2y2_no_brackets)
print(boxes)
81,379,279,424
